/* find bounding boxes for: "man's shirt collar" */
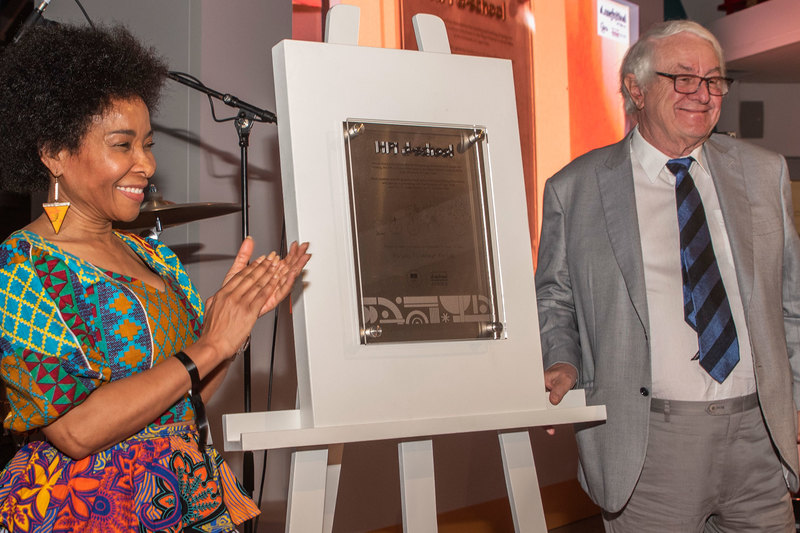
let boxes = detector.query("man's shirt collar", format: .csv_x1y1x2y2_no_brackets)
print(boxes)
631,126,708,184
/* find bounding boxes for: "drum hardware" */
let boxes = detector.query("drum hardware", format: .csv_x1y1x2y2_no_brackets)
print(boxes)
113,184,241,238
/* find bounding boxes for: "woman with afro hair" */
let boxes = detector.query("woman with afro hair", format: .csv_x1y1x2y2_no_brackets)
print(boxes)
0,23,309,532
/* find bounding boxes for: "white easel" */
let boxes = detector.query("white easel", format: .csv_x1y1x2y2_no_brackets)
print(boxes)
224,390,604,532
223,7,606,532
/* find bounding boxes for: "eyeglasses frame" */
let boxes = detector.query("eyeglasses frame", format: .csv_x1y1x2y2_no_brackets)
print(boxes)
654,71,734,96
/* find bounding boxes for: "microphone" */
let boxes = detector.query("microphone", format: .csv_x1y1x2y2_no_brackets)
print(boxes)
13,0,52,44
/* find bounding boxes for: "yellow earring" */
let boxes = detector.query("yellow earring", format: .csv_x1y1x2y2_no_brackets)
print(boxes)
42,177,70,234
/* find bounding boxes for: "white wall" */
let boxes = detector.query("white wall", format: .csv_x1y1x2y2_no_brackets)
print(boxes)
718,82,800,158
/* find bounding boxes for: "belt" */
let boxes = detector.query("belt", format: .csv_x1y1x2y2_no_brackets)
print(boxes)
650,393,758,416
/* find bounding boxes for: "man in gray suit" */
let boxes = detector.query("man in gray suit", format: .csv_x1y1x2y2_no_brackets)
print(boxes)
536,19,800,531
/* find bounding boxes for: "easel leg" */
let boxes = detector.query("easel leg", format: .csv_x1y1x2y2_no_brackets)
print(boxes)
498,430,547,533
398,439,438,533
322,444,344,533
286,447,329,533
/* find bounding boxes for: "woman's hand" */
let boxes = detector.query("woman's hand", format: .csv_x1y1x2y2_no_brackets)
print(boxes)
255,241,311,316
220,235,257,286
198,239,310,362
218,238,311,317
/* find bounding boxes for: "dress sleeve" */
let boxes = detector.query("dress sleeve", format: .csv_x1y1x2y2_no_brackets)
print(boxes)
0,237,96,432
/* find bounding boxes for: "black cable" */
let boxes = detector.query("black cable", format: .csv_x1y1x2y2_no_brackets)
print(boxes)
267,221,288,415
72,0,95,27
253,220,287,532
168,71,238,123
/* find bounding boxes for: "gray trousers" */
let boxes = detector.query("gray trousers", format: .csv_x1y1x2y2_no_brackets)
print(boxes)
603,394,794,532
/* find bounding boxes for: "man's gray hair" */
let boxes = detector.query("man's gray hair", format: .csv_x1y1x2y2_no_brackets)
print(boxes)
619,20,725,116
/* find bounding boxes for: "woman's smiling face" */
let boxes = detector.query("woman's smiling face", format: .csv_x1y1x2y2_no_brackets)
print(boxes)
43,96,156,226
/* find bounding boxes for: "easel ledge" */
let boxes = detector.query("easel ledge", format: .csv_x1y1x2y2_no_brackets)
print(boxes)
223,390,605,452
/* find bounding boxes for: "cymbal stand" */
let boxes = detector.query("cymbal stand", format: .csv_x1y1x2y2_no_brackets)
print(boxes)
167,72,276,533
140,218,163,240
141,185,165,240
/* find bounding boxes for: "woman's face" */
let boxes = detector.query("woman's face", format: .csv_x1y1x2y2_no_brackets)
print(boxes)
45,96,155,226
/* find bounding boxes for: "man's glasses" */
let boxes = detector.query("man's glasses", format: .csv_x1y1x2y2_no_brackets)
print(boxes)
655,72,734,96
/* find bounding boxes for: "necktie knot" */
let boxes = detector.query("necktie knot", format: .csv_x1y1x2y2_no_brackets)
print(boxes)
666,157,695,183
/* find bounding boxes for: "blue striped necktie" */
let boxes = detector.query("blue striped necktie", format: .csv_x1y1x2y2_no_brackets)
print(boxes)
667,157,739,383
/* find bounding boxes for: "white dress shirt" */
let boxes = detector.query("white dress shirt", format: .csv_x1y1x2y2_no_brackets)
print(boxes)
630,128,755,400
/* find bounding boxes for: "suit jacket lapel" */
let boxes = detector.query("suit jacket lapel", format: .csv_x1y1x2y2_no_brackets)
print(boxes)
596,134,650,334
703,135,754,311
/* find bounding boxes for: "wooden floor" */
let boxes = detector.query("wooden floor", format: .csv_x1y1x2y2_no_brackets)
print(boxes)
370,493,602,533
549,514,604,532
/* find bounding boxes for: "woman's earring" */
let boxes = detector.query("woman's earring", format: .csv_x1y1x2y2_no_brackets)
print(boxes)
42,177,70,233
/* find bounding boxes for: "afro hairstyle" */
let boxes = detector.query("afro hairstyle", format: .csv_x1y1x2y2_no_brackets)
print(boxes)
0,23,168,193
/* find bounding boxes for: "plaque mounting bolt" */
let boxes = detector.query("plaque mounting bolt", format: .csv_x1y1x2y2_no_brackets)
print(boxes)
458,128,485,153
484,321,504,337
345,123,365,139
363,325,383,340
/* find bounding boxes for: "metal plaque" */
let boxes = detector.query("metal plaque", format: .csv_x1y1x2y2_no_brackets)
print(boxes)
344,120,503,344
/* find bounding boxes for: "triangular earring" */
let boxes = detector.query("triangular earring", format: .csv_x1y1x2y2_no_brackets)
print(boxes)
42,177,70,234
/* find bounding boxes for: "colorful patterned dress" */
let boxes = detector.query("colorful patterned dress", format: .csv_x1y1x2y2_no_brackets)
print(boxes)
0,230,259,532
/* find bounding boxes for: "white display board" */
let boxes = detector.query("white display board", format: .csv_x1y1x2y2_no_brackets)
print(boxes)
273,39,545,429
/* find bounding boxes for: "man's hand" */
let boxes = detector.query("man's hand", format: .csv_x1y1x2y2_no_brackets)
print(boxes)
544,362,578,405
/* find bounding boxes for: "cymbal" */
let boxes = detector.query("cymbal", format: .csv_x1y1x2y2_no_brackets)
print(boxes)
114,199,241,230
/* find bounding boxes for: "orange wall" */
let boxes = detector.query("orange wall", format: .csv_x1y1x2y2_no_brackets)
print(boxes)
565,1,629,160
290,0,631,255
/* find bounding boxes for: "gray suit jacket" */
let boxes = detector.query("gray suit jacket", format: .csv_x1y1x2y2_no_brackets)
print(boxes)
535,132,800,513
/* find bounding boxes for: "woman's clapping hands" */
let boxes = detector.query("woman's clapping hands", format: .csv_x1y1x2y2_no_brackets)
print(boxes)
199,238,310,361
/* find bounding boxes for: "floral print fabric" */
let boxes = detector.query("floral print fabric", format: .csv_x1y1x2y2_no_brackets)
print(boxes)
0,425,258,532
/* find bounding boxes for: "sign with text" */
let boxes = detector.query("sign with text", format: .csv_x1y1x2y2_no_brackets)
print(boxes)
343,120,503,344
597,0,630,44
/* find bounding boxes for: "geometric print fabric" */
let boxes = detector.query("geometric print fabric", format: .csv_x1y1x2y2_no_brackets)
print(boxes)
95,273,153,379
106,271,196,423
108,272,193,368
0,230,204,432
0,232,256,533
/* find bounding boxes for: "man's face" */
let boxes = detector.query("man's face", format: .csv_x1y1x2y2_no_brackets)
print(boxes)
630,32,723,157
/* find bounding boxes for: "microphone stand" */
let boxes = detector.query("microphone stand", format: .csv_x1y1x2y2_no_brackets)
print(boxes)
12,0,51,44
167,72,276,533
168,72,277,124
